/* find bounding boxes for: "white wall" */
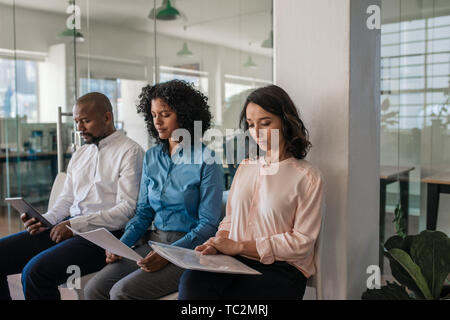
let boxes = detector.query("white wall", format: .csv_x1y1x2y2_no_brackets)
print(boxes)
38,44,66,123
275,0,380,299
118,79,149,150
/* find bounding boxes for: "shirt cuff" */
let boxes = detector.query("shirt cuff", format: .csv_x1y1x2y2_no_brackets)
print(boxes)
256,236,275,264
120,231,136,248
68,215,90,232
42,212,59,226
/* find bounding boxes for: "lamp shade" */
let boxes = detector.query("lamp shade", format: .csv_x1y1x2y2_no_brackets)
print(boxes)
148,0,181,21
243,55,257,69
59,28,85,42
177,42,193,57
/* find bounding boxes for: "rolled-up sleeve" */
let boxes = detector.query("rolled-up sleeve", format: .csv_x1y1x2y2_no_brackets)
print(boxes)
171,163,224,249
256,175,324,264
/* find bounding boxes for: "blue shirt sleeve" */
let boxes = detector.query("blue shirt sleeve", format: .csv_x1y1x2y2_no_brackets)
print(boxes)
120,155,156,247
171,162,224,249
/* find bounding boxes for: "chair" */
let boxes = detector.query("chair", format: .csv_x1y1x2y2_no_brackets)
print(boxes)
48,172,67,210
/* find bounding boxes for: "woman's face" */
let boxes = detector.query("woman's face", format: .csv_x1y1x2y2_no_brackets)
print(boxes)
245,102,284,153
151,98,179,140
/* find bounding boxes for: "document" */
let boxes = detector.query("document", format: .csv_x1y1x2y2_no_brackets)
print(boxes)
148,241,261,275
67,226,143,262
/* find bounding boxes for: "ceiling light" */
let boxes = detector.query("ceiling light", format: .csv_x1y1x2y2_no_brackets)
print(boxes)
58,29,85,43
243,56,257,69
148,0,181,21
177,42,193,57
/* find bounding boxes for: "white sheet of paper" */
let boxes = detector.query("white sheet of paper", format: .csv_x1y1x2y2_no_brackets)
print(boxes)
148,241,261,275
67,226,143,262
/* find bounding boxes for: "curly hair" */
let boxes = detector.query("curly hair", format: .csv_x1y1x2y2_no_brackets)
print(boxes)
136,80,212,149
239,85,312,160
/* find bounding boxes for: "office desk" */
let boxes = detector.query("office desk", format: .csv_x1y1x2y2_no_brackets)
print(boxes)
421,171,450,230
379,165,414,272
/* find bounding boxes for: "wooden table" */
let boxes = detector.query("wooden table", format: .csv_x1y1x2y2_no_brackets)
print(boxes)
379,165,415,272
421,171,450,231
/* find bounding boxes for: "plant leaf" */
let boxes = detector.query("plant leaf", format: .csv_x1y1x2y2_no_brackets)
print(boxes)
389,248,433,300
384,234,414,254
384,249,425,299
361,281,414,300
409,230,450,300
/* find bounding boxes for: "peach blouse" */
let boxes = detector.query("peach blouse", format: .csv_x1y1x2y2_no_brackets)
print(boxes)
219,157,325,278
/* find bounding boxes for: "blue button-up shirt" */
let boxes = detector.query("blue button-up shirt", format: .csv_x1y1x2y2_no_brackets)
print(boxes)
120,143,224,249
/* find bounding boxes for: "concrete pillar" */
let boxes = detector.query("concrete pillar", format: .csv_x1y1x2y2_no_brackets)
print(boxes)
274,0,380,299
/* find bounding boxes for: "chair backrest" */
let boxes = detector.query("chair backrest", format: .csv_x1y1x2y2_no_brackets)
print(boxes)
48,172,67,211
306,202,326,300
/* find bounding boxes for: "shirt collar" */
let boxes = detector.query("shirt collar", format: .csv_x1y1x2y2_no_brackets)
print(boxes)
97,130,121,149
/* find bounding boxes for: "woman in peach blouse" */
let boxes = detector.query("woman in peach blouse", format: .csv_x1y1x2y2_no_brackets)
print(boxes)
178,85,325,300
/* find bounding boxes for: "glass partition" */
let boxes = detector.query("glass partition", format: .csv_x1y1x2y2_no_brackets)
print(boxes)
0,0,80,237
380,0,450,273
0,0,273,236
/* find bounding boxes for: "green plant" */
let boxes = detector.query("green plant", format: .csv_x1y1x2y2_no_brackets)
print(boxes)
392,204,407,238
362,230,450,300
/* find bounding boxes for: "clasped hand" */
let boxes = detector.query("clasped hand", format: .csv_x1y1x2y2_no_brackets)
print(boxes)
195,236,241,256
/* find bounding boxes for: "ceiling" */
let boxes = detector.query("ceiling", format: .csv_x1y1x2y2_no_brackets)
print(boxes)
3,0,450,55
1,0,273,56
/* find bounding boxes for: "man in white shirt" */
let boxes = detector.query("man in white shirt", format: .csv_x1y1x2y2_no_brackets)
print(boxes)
0,92,144,300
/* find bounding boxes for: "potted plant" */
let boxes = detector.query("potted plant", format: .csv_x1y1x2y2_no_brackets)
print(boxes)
362,230,450,300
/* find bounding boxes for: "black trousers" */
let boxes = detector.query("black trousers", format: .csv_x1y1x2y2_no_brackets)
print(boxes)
178,255,307,300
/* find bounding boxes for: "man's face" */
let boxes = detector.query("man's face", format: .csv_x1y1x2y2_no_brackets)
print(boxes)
73,103,110,144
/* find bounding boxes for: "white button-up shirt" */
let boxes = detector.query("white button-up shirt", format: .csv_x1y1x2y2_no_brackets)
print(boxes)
43,131,145,232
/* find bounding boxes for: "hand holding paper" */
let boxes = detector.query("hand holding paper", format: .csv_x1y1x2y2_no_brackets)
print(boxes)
67,226,143,262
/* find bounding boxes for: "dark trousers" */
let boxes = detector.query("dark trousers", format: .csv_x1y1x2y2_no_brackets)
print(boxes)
0,228,122,300
178,255,307,300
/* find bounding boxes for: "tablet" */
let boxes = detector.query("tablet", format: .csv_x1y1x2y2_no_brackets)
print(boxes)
5,197,53,228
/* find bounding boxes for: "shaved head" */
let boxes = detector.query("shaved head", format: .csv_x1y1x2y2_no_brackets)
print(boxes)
73,92,116,145
76,92,113,116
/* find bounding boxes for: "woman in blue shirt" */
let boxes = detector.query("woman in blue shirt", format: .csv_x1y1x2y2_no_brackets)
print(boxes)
84,80,224,300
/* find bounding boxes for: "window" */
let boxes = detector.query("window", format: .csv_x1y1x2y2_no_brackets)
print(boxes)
0,58,38,122
159,65,209,96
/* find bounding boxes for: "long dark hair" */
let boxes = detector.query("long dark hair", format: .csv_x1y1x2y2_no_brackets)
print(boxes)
136,80,212,150
239,85,312,159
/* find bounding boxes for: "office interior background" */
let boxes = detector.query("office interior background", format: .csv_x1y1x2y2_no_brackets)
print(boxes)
0,0,449,299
